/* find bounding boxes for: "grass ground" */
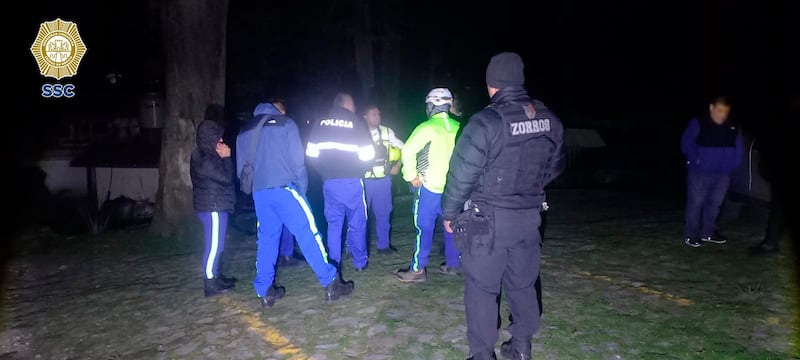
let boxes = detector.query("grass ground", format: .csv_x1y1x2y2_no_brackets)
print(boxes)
1,189,796,359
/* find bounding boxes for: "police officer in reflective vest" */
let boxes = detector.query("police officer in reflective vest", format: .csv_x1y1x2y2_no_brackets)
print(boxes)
443,52,565,360
306,93,375,271
362,104,404,254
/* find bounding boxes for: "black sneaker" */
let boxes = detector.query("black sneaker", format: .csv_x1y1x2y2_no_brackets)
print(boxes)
684,237,702,248
260,285,286,308
702,232,728,244
325,277,354,302
500,339,531,360
467,351,498,360
277,256,301,267
376,246,398,255
749,242,779,256
204,278,231,297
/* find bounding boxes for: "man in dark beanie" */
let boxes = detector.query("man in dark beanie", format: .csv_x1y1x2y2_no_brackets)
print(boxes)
485,52,526,89
442,52,565,360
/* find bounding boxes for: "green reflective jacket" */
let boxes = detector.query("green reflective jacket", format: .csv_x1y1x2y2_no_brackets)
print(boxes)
401,112,460,193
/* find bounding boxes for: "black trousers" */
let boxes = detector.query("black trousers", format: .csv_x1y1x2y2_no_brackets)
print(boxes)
536,209,546,313
501,209,545,326
463,207,542,355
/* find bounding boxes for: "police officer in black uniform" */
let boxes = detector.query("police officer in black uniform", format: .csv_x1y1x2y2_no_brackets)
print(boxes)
443,52,565,360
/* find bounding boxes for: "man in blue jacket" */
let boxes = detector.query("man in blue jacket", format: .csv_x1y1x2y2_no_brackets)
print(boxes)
268,99,301,268
306,93,375,271
237,102,355,307
681,96,743,248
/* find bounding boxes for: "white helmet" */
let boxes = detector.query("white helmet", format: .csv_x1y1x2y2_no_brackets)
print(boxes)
425,88,453,106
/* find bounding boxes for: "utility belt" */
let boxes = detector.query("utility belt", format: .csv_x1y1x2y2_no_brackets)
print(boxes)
453,202,495,256
453,200,550,255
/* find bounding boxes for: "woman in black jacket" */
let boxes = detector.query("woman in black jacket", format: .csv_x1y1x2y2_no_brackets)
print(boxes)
191,118,237,297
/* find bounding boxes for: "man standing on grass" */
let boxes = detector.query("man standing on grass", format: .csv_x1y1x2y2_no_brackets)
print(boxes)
396,88,462,283
681,96,743,248
362,104,404,255
443,52,565,360
238,101,355,307
306,93,375,271
266,99,302,268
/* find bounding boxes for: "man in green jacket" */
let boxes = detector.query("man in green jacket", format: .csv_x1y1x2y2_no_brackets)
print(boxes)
396,88,461,283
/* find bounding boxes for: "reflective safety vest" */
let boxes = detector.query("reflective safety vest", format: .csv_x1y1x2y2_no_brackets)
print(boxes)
365,126,394,178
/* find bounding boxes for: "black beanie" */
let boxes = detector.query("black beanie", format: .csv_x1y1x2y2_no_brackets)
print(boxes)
486,52,525,89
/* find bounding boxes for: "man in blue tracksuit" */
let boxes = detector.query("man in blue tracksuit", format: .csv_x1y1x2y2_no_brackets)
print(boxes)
237,102,354,307
306,93,375,271
681,96,743,248
265,100,301,268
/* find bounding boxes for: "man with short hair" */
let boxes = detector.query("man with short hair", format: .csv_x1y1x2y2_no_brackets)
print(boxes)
362,104,404,254
237,102,354,307
306,93,375,271
443,52,565,360
681,96,743,247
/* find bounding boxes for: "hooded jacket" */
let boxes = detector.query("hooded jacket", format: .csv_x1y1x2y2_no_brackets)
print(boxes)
401,111,461,194
306,106,375,180
236,103,309,193
190,120,236,212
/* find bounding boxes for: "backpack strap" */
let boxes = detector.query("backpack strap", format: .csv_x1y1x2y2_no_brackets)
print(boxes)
247,115,270,166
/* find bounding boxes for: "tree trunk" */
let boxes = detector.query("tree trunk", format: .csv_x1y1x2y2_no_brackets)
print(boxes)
353,0,374,100
354,34,375,100
151,0,229,237
379,39,401,120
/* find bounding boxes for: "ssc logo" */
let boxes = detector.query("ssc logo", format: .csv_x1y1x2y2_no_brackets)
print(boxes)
41,84,75,98
30,18,87,80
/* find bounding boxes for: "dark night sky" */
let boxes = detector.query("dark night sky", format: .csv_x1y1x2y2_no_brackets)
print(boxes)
15,0,793,165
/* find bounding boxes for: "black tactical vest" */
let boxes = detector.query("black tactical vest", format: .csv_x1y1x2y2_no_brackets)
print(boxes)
477,100,559,200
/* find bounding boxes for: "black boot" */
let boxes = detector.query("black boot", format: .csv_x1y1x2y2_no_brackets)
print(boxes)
500,338,531,360
467,351,497,360
749,241,779,256
325,276,354,302
217,273,237,288
217,255,237,287
260,285,286,308
204,278,231,298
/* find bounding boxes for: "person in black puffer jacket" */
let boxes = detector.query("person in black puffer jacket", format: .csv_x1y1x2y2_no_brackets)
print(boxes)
441,52,565,360
190,110,237,297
